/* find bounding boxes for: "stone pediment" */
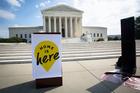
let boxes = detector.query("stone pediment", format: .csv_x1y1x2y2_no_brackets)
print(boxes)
42,4,83,13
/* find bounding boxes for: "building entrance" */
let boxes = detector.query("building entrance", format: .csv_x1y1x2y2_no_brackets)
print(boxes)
62,28,65,37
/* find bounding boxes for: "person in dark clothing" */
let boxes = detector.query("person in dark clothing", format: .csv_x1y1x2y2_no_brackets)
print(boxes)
115,56,123,69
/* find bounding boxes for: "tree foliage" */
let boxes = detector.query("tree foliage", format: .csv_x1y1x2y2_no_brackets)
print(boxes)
0,37,27,43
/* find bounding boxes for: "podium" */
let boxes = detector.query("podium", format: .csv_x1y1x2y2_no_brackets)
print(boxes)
31,32,62,88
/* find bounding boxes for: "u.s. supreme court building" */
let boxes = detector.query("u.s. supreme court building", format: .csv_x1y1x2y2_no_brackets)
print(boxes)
9,4,107,43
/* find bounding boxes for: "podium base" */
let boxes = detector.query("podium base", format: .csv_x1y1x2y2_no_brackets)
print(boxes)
36,77,62,88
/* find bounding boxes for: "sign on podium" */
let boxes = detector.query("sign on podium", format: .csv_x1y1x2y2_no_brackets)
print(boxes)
32,32,62,88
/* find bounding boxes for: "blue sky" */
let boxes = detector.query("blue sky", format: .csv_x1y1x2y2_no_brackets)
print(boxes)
0,0,140,38
0,0,72,38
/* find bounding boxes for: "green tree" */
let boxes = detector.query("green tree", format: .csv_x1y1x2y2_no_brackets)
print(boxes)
97,38,104,41
0,37,27,43
135,16,140,39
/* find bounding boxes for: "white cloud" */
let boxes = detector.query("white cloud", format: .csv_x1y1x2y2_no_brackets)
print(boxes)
6,0,24,7
35,15,41,18
40,2,45,8
35,0,51,9
0,9,15,20
44,0,51,4
19,0,24,3
35,5,39,8
48,0,51,3
135,0,140,16
73,0,136,35
35,2,45,9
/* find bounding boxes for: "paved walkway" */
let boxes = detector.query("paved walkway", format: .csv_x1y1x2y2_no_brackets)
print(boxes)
0,58,140,93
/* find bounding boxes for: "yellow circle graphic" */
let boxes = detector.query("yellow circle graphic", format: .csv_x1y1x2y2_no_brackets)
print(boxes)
34,40,59,72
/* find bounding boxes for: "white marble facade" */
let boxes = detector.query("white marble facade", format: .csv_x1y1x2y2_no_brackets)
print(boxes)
41,4,83,38
9,4,108,43
9,26,43,43
82,26,108,42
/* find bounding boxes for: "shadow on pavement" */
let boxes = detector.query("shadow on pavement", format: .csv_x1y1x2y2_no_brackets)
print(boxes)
87,80,122,93
0,80,59,93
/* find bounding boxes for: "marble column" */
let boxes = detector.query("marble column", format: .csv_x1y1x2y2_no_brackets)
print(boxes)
43,16,46,31
70,17,73,37
54,17,56,32
48,16,51,32
79,17,82,36
74,17,78,37
59,17,62,33
65,17,68,38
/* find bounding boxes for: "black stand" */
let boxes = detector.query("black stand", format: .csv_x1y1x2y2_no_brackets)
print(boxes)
36,77,62,88
105,17,140,79
121,17,136,75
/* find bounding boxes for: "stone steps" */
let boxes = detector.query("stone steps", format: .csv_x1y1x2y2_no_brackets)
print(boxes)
0,53,140,64
0,42,140,64
0,51,140,59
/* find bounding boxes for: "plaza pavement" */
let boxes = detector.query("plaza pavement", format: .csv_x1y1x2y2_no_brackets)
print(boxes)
0,58,140,93
0,41,140,93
